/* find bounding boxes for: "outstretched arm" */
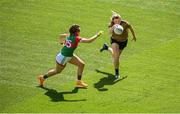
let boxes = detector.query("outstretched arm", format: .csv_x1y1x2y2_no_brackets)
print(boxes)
80,31,103,43
129,25,137,41
59,34,68,45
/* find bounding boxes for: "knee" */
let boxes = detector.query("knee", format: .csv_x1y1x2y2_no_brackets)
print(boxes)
79,62,85,68
56,66,65,74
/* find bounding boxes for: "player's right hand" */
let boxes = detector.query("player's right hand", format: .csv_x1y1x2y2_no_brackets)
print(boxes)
97,31,104,37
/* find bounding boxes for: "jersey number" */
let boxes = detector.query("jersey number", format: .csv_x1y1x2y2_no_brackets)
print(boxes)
65,40,72,48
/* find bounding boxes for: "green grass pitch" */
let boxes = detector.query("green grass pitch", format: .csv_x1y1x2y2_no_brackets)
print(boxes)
0,0,180,112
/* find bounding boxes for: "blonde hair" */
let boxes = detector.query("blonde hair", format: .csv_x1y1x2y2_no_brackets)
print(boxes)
108,10,122,28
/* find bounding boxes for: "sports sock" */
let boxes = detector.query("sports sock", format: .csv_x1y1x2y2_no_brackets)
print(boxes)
115,69,119,76
77,75,82,80
43,74,48,79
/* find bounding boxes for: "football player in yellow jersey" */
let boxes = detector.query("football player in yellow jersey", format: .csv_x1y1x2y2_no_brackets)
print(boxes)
100,11,136,79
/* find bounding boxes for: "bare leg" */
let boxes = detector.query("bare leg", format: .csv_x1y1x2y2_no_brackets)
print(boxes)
111,43,120,69
38,62,65,86
45,62,65,77
118,49,123,63
107,47,114,57
69,54,85,78
68,54,87,88
101,43,123,79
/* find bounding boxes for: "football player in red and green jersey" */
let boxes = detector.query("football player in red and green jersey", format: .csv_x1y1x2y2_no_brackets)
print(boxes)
38,24,103,88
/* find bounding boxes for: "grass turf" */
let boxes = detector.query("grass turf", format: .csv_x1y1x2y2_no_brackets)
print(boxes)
0,0,180,112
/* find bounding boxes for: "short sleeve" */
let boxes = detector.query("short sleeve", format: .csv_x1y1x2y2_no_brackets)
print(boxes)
76,36,82,42
126,21,131,28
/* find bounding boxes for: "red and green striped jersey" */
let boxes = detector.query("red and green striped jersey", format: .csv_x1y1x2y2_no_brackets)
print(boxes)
61,35,81,57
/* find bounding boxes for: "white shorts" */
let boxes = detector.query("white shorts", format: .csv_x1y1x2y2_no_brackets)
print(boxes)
56,53,72,65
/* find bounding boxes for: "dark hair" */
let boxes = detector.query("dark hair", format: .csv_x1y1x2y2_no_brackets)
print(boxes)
69,24,80,36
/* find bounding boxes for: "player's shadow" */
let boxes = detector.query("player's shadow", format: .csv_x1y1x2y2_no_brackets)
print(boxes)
37,86,86,102
94,69,127,92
